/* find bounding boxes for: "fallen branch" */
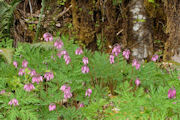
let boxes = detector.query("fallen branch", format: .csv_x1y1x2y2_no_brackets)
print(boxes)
54,5,72,21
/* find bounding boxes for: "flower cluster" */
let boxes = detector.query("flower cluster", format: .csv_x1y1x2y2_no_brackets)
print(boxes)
0,90,5,94
112,44,121,56
75,48,83,55
82,57,89,74
109,55,115,64
168,88,176,99
24,83,35,92
135,78,141,87
44,72,54,81
32,74,43,84
132,59,140,70
57,50,71,65
109,44,121,64
49,103,56,111
123,49,130,60
13,61,18,68
8,98,19,106
151,54,159,62
60,85,72,99
54,40,64,49
22,60,28,68
43,33,53,42
85,88,92,97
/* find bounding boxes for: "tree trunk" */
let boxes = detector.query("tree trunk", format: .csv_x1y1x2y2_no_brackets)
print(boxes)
163,0,180,62
128,0,153,60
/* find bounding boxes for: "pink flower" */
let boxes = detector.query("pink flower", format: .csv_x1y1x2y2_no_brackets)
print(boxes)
43,33,53,42
22,60,28,68
44,72,54,81
132,59,140,70
18,68,25,76
0,90,5,94
168,88,176,99
79,103,84,108
178,76,180,80
64,87,72,99
60,85,67,92
49,103,56,111
32,75,43,84
60,85,72,99
85,88,92,97
64,54,71,65
24,83,35,92
109,55,115,64
13,61,18,68
75,48,83,55
8,98,19,106
82,65,89,74
29,69,36,76
123,49,130,60
132,59,138,66
135,63,141,70
61,50,68,55
112,44,121,56
82,57,88,65
135,78,140,87
151,54,159,62
54,40,64,49
57,50,68,59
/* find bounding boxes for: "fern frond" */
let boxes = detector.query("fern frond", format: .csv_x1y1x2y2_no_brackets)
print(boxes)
0,48,14,64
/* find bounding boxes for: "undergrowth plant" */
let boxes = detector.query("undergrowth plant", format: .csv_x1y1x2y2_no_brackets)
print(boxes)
0,33,179,120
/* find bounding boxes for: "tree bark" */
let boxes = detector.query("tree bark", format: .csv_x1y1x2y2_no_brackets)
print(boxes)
163,0,180,62
128,0,153,60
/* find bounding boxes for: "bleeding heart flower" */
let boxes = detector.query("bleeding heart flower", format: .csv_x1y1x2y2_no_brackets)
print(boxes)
44,72,54,81
13,61,18,68
168,88,176,99
8,98,19,106
109,55,115,64
81,65,89,74
82,57,88,65
18,68,25,76
123,49,130,60
0,90,5,94
22,60,28,68
43,33,53,42
24,83,35,92
112,44,121,56
85,88,92,97
135,78,141,87
75,48,83,55
79,103,84,108
32,74,43,84
54,40,64,49
60,85,72,99
151,54,159,62
49,103,56,111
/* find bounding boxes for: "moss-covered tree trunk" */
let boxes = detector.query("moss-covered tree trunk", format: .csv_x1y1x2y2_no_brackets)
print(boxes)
71,0,96,50
127,0,153,60
163,0,180,62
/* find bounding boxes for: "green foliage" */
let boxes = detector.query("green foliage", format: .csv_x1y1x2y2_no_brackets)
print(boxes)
0,0,20,38
113,0,122,5
0,48,14,64
57,0,66,5
0,35,179,119
148,0,155,3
